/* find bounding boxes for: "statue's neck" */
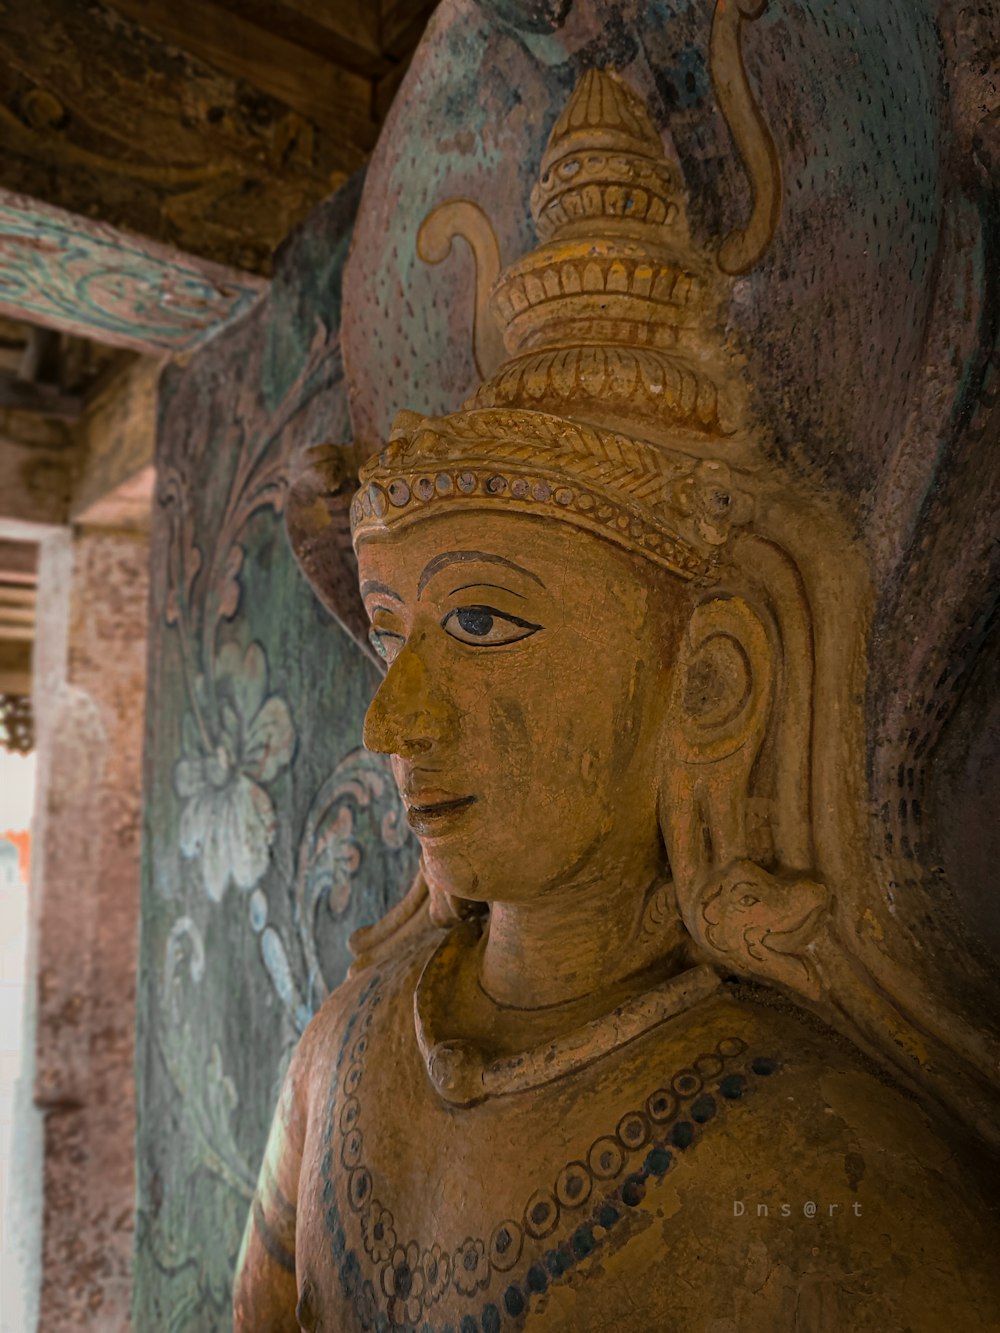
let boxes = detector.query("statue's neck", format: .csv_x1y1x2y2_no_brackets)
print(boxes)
477,849,667,1011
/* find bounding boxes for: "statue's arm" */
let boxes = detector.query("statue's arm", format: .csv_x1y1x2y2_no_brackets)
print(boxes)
233,1034,310,1330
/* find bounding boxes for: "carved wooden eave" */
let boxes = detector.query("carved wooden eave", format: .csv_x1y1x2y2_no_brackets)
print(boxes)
0,190,267,357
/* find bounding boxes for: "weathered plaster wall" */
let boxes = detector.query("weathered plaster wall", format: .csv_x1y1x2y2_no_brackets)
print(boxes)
134,177,418,1327
19,527,150,1329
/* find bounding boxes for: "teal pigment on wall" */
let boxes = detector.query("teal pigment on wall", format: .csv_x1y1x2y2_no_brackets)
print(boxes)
133,174,418,1328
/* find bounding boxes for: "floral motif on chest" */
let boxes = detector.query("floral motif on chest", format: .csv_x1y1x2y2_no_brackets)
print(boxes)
319,974,780,1331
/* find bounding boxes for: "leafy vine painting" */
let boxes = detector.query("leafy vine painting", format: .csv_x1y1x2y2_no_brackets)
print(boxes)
134,178,419,1328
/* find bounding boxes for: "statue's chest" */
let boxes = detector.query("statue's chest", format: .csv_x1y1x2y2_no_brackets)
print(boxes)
299,969,768,1332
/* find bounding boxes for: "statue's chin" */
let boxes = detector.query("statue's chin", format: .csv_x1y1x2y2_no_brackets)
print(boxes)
420,844,483,904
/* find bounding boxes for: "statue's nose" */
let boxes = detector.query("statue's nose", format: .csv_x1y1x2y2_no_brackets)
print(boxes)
363,640,458,757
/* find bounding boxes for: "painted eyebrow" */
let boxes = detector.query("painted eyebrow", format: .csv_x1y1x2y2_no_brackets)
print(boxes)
417,551,545,599
360,579,403,603
449,580,526,599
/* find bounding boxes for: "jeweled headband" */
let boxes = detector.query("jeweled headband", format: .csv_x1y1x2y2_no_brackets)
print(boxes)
350,405,747,583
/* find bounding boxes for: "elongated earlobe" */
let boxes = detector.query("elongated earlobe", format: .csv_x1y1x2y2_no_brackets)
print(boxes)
660,593,829,1001
662,594,772,882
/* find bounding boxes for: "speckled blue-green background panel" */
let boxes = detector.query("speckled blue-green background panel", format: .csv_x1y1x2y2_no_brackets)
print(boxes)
346,0,943,506
134,173,419,1329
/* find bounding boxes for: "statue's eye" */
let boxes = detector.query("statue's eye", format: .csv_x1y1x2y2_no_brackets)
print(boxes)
442,605,541,647
369,627,404,664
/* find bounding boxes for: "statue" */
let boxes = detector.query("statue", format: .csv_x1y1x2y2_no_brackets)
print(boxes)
234,51,1000,1333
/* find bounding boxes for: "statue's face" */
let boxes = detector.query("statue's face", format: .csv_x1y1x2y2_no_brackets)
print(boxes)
359,509,682,903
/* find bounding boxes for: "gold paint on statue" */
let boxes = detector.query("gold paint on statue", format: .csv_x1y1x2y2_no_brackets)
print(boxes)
239,46,1000,1333
709,0,783,274
417,201,506,379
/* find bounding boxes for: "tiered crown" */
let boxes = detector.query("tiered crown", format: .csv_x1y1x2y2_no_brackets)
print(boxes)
474,68,728,439
529,67,680,242
350,69,749,580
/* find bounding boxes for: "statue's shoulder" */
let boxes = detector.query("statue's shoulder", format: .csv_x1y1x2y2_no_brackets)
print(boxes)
622,986,1000,1327
531,987,1000,1332
292,900,441,1110
686,985,994,1191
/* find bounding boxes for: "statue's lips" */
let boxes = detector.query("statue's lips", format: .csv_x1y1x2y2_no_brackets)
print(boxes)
405,794,477,834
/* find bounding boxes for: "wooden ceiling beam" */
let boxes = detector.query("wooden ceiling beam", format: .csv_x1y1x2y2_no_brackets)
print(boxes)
0,192,267,355
269,0,381,54
208,0,389,76
0,353,160,534
380,0,439,61
0,0,360,276
104,0,377,150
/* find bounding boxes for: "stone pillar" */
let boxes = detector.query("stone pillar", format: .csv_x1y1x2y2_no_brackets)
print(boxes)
6,528,69,1333
23,527,149,1329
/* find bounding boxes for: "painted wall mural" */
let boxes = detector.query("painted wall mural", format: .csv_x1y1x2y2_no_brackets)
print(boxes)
134,175,418,1328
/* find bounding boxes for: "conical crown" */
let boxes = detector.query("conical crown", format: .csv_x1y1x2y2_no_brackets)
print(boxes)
473,68,728,442
529,67,680,241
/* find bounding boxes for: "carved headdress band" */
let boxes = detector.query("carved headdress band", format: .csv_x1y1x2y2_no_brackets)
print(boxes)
351,406,747,582
351,68,754,575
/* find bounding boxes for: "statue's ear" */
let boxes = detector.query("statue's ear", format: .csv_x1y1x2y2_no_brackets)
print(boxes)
671,595,772,767
661,594,773,884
